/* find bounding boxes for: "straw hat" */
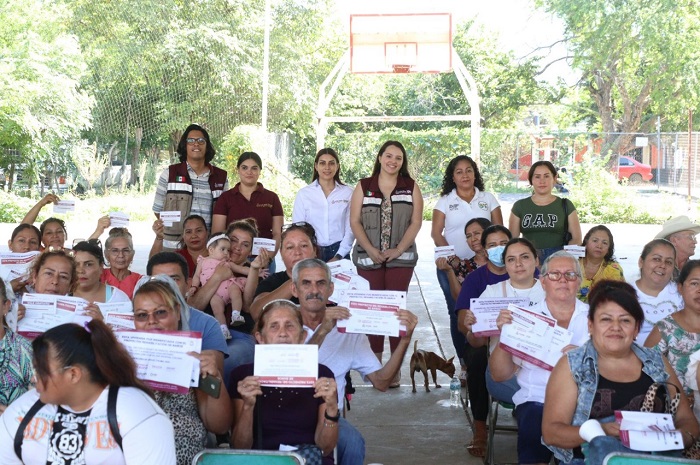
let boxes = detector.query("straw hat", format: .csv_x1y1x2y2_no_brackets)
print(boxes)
655,215,700,239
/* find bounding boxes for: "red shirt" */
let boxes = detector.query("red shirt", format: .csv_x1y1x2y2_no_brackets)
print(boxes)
176,248,196,278
100,268,142,298
213,183,283,239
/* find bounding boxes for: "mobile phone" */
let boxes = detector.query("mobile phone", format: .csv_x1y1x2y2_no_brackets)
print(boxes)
198,374,222,399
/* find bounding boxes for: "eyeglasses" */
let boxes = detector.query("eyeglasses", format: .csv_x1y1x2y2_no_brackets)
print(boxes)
133,309,173,322
72,238,103,250
543,271,580,282
186,137,206,145
108,248,132,256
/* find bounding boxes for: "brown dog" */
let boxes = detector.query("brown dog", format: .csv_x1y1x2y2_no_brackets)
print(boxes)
410,340,456,393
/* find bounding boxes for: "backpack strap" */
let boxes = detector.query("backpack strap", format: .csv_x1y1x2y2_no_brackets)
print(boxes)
107,385,122,450
14,398,46,460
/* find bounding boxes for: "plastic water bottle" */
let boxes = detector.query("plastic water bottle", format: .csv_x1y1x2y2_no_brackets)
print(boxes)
449,375,461,407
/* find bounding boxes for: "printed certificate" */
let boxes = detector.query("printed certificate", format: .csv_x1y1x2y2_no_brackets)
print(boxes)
470,297,529,337
159,211,181,227
18,294,90,338
254,344,318,388
252,237,276,255
115,330,202,394
53,200,76,214
434,246,455,261
499,304,573,371
0,251,40,282
109,211,130,228
335,290,407,337
616,411,683,451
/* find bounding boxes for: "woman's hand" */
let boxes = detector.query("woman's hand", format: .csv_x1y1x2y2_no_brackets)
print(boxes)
601,421,620,438
237,376,262,407
382,248,402,262
495,309,513,332
40,193,60,207
366,246,385,264
17,304,26,321
462,309,477,332
152,219,164,239
435,257,453,272
251,248,270,270
10,276,30,294
83,303,104,321
314,377,339,412
188,351,221,379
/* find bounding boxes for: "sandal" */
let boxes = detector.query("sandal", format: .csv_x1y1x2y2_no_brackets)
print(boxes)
467,439,486,458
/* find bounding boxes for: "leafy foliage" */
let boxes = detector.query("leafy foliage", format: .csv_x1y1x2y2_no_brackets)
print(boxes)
568,156,658,224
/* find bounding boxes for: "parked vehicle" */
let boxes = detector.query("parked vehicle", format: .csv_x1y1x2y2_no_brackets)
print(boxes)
616,155,653,183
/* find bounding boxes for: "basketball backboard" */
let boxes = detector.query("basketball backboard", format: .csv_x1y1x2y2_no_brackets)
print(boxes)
350,13,452,74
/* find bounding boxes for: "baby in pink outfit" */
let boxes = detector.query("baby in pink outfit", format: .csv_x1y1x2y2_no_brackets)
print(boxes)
191,235,246,339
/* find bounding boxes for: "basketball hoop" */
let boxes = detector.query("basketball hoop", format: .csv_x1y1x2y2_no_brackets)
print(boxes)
392,64,411,73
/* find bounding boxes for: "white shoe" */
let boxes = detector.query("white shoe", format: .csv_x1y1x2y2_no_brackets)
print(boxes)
230,310,245,327
220,324,232,340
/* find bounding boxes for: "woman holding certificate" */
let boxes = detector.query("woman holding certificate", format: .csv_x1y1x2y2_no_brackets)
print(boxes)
0,319,177,464
489,250,589,465
29,249,77,296
543,280,699,465
132,276,231,465
229,299,338,465
350,140,423,385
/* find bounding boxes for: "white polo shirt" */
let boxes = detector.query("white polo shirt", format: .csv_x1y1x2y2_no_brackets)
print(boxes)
292,180,355,257
433,188,500,259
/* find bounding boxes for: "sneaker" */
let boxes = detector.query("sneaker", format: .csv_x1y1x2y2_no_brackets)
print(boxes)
220,324,232,340
230,310,245,327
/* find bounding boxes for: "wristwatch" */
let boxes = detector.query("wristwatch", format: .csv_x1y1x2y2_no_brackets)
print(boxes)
324,410,340,422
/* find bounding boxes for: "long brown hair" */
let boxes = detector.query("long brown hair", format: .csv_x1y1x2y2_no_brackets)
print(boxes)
32,320,153,398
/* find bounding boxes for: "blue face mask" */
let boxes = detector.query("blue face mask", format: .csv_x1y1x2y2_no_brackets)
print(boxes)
487,245,506,267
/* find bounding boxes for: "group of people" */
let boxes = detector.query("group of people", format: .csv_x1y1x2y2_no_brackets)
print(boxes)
2,126,700,465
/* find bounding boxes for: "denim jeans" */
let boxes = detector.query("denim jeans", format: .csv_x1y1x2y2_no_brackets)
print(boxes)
318,241,346,262
485,365,519,404
337,417,365,465
222,330,256,392
436,267,466,366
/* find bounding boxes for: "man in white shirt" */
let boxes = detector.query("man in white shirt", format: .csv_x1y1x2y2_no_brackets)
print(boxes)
290,258,418,465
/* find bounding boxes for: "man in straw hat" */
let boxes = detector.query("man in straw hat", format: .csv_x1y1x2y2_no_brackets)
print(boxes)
655,215,700,277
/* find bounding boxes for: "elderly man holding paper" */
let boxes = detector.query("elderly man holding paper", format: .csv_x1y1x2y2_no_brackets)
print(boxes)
542,279,699,465
290,257,418,465
489,250,589,465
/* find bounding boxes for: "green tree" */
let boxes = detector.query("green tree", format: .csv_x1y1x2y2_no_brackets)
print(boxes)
0,0,93,188
537,0,700,152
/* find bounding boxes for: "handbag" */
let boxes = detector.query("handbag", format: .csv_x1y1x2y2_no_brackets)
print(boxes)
292,444,323,465
561,198,573,245
640,382,700,459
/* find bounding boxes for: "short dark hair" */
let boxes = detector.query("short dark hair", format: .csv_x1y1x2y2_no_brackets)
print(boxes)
678,259,700,285
480,225,512,249
587,280,644,331
282,222,318,248
582,225,616,262
527,160,557,185
147,252,189,278
503,238,537,261
237,151,263,170
640,238,676,261
177,124,216,163
40,217,67,241
440,155,485,196
371,140,410,177
11,223,41,244
464,217,491,237
72,240,105,266
33,321,152,396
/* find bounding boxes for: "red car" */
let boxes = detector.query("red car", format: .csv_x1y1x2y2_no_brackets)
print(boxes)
616,156,653,183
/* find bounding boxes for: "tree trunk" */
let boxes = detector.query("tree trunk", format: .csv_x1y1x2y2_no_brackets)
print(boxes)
130,127,143,187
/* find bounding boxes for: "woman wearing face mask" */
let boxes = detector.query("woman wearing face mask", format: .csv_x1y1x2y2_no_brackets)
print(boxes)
453,225,512,458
